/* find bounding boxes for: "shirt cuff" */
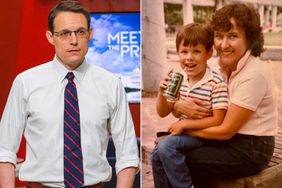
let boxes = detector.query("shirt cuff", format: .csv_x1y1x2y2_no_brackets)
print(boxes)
115,156,140,174
0,151,18,166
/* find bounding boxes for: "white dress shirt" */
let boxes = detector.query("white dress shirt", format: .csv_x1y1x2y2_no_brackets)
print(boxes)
0,56,139,187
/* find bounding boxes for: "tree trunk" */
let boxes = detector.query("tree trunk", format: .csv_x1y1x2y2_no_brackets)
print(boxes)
142,0,166,92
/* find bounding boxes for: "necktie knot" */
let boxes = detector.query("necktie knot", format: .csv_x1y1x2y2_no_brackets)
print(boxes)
66,72,75,82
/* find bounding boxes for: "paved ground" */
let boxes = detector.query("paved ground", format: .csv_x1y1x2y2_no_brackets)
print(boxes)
141,56,282,187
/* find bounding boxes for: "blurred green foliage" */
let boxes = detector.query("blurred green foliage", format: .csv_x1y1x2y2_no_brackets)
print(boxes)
164,3,215,26
164,3,183,26
194,6,215,23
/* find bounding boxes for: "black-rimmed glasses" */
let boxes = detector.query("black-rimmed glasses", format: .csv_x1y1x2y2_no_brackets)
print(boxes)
53,28,89,40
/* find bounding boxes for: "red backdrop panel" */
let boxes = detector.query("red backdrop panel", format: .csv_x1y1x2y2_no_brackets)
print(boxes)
0,1,24,118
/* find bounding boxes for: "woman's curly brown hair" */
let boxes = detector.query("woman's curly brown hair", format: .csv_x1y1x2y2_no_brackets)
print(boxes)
210,3,264,57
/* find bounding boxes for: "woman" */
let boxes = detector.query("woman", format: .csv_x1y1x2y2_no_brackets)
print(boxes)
151,3,278,188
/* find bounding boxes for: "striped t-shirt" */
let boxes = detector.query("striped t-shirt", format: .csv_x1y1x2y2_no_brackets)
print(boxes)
179,66,228,111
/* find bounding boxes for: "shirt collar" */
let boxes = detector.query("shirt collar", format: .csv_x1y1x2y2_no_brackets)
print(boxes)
52,55,89,83
217,50,251,83
185,66,213,90
229,50,251,81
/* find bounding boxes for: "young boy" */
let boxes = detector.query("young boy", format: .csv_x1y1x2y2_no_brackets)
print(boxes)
151,23,228,188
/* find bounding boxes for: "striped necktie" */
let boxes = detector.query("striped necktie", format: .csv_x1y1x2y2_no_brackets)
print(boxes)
64,72,84,187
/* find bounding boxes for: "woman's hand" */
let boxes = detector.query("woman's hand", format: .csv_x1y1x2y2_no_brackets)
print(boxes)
173,97,212,119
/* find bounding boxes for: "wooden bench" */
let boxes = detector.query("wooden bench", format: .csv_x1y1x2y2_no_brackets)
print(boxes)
142,130,282,188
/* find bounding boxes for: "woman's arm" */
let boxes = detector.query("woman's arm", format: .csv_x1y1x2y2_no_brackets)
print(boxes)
172,97,212,119
168,109,226,135
183,103,254,140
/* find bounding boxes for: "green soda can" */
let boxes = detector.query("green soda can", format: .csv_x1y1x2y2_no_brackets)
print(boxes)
163,72,183,101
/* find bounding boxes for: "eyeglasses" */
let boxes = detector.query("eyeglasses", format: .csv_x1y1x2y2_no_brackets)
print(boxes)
53,28,89,40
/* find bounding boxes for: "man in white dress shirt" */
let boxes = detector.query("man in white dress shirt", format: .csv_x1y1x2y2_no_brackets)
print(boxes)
0,1,139,188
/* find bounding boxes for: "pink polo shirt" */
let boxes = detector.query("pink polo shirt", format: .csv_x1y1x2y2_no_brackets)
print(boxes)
228,53,278,136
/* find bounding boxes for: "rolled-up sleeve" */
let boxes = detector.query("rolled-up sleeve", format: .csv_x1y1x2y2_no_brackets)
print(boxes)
0,75,26,165
109,79,139,174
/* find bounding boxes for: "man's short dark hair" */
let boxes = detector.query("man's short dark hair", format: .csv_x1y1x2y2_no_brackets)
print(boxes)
48,1,90,33
210,3,264,57
175,23,214,52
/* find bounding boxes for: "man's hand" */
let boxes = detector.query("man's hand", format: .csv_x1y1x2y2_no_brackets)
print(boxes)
173,97,212,119
168,121,184,135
